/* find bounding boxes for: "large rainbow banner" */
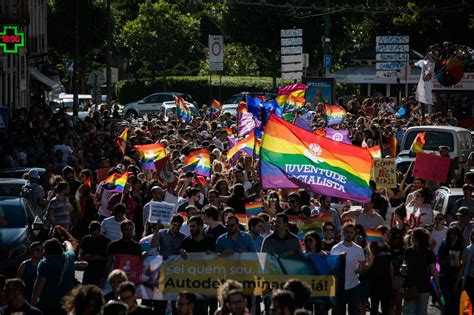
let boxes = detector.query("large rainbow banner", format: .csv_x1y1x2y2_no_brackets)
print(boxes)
260,114,373,203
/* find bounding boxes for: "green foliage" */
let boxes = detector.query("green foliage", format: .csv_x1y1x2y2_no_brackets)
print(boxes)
120,1,201,77
115,76,293,105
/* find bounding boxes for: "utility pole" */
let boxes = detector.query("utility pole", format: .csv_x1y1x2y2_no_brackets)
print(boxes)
323,0,331,77
73,0,79,117
106,0,112,107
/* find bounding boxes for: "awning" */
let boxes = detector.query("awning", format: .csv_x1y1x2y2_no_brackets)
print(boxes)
327,65,421,84
29,67,62,90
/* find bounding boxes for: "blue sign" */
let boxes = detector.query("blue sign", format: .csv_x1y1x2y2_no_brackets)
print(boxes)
323,55,333,69
0,107,8,132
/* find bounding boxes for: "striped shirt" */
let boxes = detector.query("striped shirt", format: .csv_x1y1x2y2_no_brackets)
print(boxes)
47,196,72,229
101,217,123,241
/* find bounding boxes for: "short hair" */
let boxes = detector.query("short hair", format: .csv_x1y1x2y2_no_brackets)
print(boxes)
56,181,69,193
322,221,335,230
342,222,356,231
113,203,126,214
44,238,64,255
178,291,197,305
120,219,134,231
102,301,128,315
118,281,136,295
29,241,42,251
188,216,204,227
185,205,198,216
287,192,300,203
282,279,311,309
276,213,289,224
272,290,296,314
107,269,128,285
204,206,219,221
223,207,236,216
62,166,75,177
171,214,184,225
186,187,201,198
5,278,26,296
257,212,270,223
248,216,264,229
88,221,101,232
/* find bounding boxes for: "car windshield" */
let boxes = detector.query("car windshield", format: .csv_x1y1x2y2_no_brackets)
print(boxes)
403,131,454,152
0,183,23,197
447,195,464,215
0,204,27,228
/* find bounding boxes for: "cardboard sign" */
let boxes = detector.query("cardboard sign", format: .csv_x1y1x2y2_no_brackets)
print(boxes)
148,201,176,224
412,153,451,183
373,158,397,188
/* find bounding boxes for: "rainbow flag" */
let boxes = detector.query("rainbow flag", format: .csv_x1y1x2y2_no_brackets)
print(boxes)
260,114,373,203
410,132,426,153
276,84,308,112
174,95,192,123
227,131,256,161
102,172,128,193
366,230,383,242
368,145,382,159
135,143,166,170
224,127,233,135
245,201,263,215
116,128,128,155
211,99,222,119
324,105,346,126
182,148,211,178
388,136,397,158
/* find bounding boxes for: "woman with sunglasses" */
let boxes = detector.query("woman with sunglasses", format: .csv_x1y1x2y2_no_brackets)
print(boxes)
17,241,44,302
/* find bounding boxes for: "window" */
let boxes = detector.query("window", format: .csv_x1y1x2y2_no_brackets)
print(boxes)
0,204,28,228
403,131,454,152
433,194,445,213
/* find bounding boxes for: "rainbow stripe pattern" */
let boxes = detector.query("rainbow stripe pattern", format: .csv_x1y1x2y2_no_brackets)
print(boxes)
134,143,166,170
227,131,256,161
276,83,307,112
102,172,128,193
410,132,426,154
366,230,383,242
260,114,373,203
224,127,233,135
245,201,263,215
368,145,382,159
182,148,211,178
174,95,192,123
116,128,128,155
388,136,397,158
324,105,346,126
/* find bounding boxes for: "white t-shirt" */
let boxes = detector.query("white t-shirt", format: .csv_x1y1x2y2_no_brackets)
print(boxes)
355,211,385,230
331,241,365,290
407,204,433,228
431,226,448,255
101,217,123,241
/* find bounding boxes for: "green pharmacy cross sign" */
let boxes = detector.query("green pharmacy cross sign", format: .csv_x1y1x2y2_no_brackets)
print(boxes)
0,25,25,54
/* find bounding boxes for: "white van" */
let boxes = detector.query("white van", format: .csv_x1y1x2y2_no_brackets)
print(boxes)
397,126,472,183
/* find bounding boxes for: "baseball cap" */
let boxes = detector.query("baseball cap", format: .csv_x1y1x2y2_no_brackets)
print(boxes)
28,169,40,179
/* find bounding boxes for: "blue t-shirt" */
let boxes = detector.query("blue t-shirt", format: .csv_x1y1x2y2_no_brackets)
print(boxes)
37,250,75,308
215,231,256,253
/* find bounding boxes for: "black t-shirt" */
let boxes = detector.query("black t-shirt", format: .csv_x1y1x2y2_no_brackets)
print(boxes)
129,305,153,315
80,234,111,275
368,244,392,282
404,247,436,293
2,302,43,315
204,224,227,240
182,235,216,252
107,239,143,256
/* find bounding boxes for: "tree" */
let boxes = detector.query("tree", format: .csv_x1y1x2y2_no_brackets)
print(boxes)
120,0,200,77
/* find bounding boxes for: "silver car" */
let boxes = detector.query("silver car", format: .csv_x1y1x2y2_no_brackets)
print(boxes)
123,92,195,118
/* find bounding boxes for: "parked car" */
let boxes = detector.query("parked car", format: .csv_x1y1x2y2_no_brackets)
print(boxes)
123,92,196,118
222,104,239,116
0,197,46,275
0,167,46,179
160,102,199,121
432,186,472,223
223,92,277,105
396,126,472,184
0,178,27,197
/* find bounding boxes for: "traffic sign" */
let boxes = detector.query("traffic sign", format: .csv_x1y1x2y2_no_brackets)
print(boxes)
376,36,409,44
208,35,224,72
280,29,303,38
0,107,9,132
281,46,303,55
323,55,333,69
376,62,405,70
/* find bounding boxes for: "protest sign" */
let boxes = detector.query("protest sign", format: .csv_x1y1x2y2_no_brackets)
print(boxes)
114,254,143,283
148,201,176,224
412,153,451,183
373,158,397,188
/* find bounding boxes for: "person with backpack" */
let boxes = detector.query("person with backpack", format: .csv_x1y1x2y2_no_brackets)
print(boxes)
21,169,46,216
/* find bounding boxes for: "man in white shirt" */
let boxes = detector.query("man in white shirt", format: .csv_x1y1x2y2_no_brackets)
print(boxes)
101,203,126,241
341,195,384,230
331,223,368,315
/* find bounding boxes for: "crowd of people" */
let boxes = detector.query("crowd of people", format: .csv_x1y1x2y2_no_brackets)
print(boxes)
0,94,473,315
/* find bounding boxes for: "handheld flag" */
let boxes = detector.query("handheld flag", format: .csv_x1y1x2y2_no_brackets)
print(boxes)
135,143,166,170
260,114,373,203
276,83,308,113
174,95,192,123
182,149,211,178
211,99,222,119
366,230,383,242
388,136,397,158
410,132,426,154
227,131,256,161
116,128,128,154
238,111,260,137
245,201,263,215
325,128,352,145
224,127,233,136
368,145,382,159
102,172,128,193
324,105,346,126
